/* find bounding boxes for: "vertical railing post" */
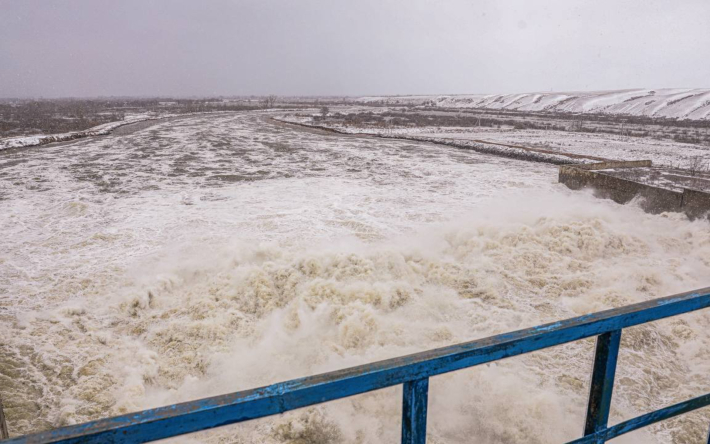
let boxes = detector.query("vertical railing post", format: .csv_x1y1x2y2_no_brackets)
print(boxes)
402,377,429,444
584,330,622,442
0,394,9,440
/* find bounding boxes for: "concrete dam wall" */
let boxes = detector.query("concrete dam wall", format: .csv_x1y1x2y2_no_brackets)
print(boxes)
559,160,710,219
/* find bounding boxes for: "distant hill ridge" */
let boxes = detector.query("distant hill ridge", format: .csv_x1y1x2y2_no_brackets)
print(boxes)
359,88,710,120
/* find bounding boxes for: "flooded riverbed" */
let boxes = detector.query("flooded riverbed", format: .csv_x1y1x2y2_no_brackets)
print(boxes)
1,112,709,443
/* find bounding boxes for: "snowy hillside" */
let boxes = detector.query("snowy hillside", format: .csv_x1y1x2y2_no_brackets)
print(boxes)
359,88,710,120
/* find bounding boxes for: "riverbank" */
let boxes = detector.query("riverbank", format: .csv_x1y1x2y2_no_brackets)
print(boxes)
272,116,605,165
0,110,264,151
0,114,160,151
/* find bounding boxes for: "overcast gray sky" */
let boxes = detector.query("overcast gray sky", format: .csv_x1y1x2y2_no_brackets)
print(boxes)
1,0,709,98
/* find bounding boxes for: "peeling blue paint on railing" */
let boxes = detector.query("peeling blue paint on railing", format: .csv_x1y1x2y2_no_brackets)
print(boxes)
3,287,710,443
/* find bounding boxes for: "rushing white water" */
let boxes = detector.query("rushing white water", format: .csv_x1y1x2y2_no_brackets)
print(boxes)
1,112,709,443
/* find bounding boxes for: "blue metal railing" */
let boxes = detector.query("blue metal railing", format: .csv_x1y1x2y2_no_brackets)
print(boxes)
4,287,710,444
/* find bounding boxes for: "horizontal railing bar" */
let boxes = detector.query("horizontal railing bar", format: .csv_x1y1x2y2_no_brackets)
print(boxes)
568,392,710,443
6,287,710,444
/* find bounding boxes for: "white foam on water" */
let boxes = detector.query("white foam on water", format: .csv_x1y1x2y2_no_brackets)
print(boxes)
1,113,710,443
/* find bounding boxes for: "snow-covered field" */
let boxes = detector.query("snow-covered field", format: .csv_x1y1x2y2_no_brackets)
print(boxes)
360,88,710,120
2,113,710,443
408,127,710,167
278,113,710,167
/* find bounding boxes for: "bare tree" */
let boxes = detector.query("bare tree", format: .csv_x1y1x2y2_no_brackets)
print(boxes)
263,95,277,109
687,156,708,176
320,106,329,119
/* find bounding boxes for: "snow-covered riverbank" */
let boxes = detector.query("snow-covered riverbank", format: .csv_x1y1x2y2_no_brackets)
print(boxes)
0,114,159,150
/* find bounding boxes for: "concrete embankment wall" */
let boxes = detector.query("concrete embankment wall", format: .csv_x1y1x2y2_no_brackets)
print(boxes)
572,160,653,170
682,188,710,219
559,161,710,219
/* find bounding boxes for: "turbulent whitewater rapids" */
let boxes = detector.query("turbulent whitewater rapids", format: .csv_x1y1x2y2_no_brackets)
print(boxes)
1,112,710,443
